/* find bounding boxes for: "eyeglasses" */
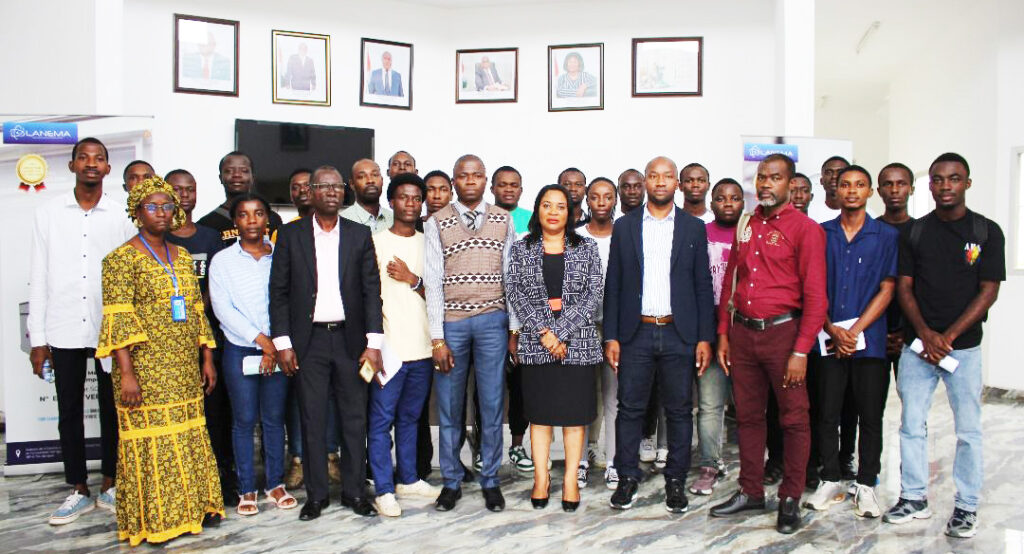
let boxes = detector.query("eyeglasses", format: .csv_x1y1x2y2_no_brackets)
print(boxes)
310,182,345,192
142,203,176,215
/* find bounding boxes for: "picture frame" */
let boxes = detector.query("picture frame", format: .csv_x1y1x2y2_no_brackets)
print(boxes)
547,43,604,112
632,37,703,97
455,48,518,104
272,30,331,106
173,14,239,96
360,38,413,110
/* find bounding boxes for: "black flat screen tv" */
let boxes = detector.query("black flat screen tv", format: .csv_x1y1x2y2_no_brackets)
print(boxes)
235,119,374,206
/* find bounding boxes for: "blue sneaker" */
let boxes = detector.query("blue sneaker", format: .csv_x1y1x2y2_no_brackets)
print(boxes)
49,491,94,525
96,487,116,512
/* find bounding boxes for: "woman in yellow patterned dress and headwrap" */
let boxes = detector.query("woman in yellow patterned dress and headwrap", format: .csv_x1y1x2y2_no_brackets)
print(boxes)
95,177,224,546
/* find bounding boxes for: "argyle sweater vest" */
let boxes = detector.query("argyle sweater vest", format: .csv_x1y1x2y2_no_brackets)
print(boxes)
435,204,508,322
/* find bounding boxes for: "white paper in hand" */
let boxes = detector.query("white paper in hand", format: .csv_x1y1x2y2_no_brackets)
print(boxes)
817,318,866,356
376,338,403,387
909,339,959,372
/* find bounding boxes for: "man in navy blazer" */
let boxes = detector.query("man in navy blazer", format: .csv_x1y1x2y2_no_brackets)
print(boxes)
367,51,404,97
270,165,384,521
603,156,715,513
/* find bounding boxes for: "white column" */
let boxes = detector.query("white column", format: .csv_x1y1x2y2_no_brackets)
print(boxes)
775,0,815,136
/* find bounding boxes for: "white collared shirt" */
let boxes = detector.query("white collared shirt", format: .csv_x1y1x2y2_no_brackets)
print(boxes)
641,203,675,316
312,214,345,322
271,215,383,351
28,189,135,348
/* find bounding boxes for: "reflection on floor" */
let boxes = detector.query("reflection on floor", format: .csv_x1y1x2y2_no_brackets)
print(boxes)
1,387,1022,553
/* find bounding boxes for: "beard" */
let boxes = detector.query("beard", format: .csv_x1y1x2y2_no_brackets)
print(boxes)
758,194,781,208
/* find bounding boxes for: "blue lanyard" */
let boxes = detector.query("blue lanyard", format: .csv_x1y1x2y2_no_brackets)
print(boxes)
138,234,179,295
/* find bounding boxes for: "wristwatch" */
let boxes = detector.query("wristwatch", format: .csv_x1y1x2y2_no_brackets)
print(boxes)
410,276,423,291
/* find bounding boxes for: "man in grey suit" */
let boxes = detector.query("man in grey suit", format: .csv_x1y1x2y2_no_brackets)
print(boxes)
368,51,404,97
475,57,508,92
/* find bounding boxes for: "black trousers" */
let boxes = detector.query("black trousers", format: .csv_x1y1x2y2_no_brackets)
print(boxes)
204,352,235,480
297,326,367,502
416,387,434,479
507,357,528,437
839,384,858,465
815,356,889,485
51,347,117,485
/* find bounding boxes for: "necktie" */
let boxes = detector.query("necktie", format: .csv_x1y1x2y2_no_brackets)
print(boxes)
464,210,478,230
385,71,390,93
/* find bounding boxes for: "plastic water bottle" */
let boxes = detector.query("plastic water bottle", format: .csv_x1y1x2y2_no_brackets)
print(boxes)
41,359,54,383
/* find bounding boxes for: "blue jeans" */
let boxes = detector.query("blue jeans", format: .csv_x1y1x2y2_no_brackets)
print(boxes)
614,323,695,482
897,345,983,511
222,342,290,494
368,359,433,495
695,359,731,468
286,378,340,458
435,310,508,490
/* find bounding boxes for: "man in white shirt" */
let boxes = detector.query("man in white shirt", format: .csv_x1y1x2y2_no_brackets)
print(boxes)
678,162,716,223
28,137,135,525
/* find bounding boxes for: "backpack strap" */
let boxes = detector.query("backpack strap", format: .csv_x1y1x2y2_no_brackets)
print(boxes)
725,212,752,325
909,213,928,252
971,212,989,245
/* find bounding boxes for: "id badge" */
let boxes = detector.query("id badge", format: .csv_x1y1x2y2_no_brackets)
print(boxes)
170,295,187,322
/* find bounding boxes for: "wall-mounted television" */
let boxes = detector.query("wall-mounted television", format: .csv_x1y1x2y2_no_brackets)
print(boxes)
235,119,374,206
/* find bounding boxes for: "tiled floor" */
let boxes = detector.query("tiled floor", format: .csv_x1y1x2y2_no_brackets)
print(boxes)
1,387,1022,553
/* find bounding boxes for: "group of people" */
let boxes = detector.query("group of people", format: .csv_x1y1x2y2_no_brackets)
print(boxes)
27,137,1003,546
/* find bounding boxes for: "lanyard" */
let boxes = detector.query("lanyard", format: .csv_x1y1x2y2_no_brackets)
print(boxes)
138,234,179,295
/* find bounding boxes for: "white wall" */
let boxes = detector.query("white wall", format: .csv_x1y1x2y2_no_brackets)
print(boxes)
117,0,778,216
884,0,1024,390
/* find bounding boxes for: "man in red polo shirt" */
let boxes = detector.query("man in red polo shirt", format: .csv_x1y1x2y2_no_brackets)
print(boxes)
709,153,827,534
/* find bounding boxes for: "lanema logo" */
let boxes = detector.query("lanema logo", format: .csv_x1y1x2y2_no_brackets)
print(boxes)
8,125,72,141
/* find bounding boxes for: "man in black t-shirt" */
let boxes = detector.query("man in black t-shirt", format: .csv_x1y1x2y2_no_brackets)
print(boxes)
883,153,1004,540
877,162,917,374
166,168,238,507
197,151,283,246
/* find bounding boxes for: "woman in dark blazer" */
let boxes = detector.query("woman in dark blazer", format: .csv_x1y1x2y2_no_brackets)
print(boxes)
505,184,604,512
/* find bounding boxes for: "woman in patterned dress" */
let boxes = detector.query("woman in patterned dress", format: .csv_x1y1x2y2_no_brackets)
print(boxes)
95,177,223,546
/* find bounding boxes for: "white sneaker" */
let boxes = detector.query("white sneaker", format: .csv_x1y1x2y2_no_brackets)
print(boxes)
853,484,881,518
804,480,847,511
374,493,402,517
604,466,620,490
49,491,95,525
395,479,441,498
577,462,590,489
639,437,657,463
654,448,668,470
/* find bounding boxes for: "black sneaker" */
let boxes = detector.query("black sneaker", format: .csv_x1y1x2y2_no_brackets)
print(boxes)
944,507,978,538
664,478,688,513
763,463,784,486
882,497,932,524
609,476,640,510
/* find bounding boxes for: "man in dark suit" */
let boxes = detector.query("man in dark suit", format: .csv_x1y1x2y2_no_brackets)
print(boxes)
271,165,384,521
474,56,508,92
367,51,404,97
604,156,715,514
284,42,316,91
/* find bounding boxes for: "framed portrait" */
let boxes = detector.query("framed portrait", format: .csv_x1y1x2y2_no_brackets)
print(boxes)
548,43,604,112
272,30,330,106
173,14,239,96
455,48,518,104
360,38,413,110
632,37,703,97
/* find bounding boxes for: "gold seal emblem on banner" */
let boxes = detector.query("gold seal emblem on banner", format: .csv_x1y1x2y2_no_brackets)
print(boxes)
16,154,48,191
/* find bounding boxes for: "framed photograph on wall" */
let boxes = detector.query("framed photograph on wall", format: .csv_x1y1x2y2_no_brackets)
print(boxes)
173,14,239,96
455,48,518,103
360,38,413,110
548,43,604,112
272,30,330,106
632,37,703,97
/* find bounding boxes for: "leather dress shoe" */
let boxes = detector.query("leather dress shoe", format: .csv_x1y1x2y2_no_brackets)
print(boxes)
482,486,505,512
299,498,330,521
709,491,766,517
341,495,378,517
777,496,802,534
435,487,462,511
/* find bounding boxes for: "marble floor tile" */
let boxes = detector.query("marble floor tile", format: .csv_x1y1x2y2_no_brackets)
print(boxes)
1,386,1022,553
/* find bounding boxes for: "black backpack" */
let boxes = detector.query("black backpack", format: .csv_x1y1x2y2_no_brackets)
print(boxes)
908,211,988,252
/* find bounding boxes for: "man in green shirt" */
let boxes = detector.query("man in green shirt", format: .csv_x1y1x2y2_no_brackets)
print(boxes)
491,165,531,237
342,158,393,233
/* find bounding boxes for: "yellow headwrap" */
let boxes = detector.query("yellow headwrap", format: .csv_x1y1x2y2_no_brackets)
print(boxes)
127,176,186,231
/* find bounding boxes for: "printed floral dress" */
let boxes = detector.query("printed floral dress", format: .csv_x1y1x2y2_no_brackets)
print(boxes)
95,243,223,546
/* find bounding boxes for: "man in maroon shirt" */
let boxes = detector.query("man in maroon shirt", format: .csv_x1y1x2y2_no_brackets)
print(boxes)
709,154,827,534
